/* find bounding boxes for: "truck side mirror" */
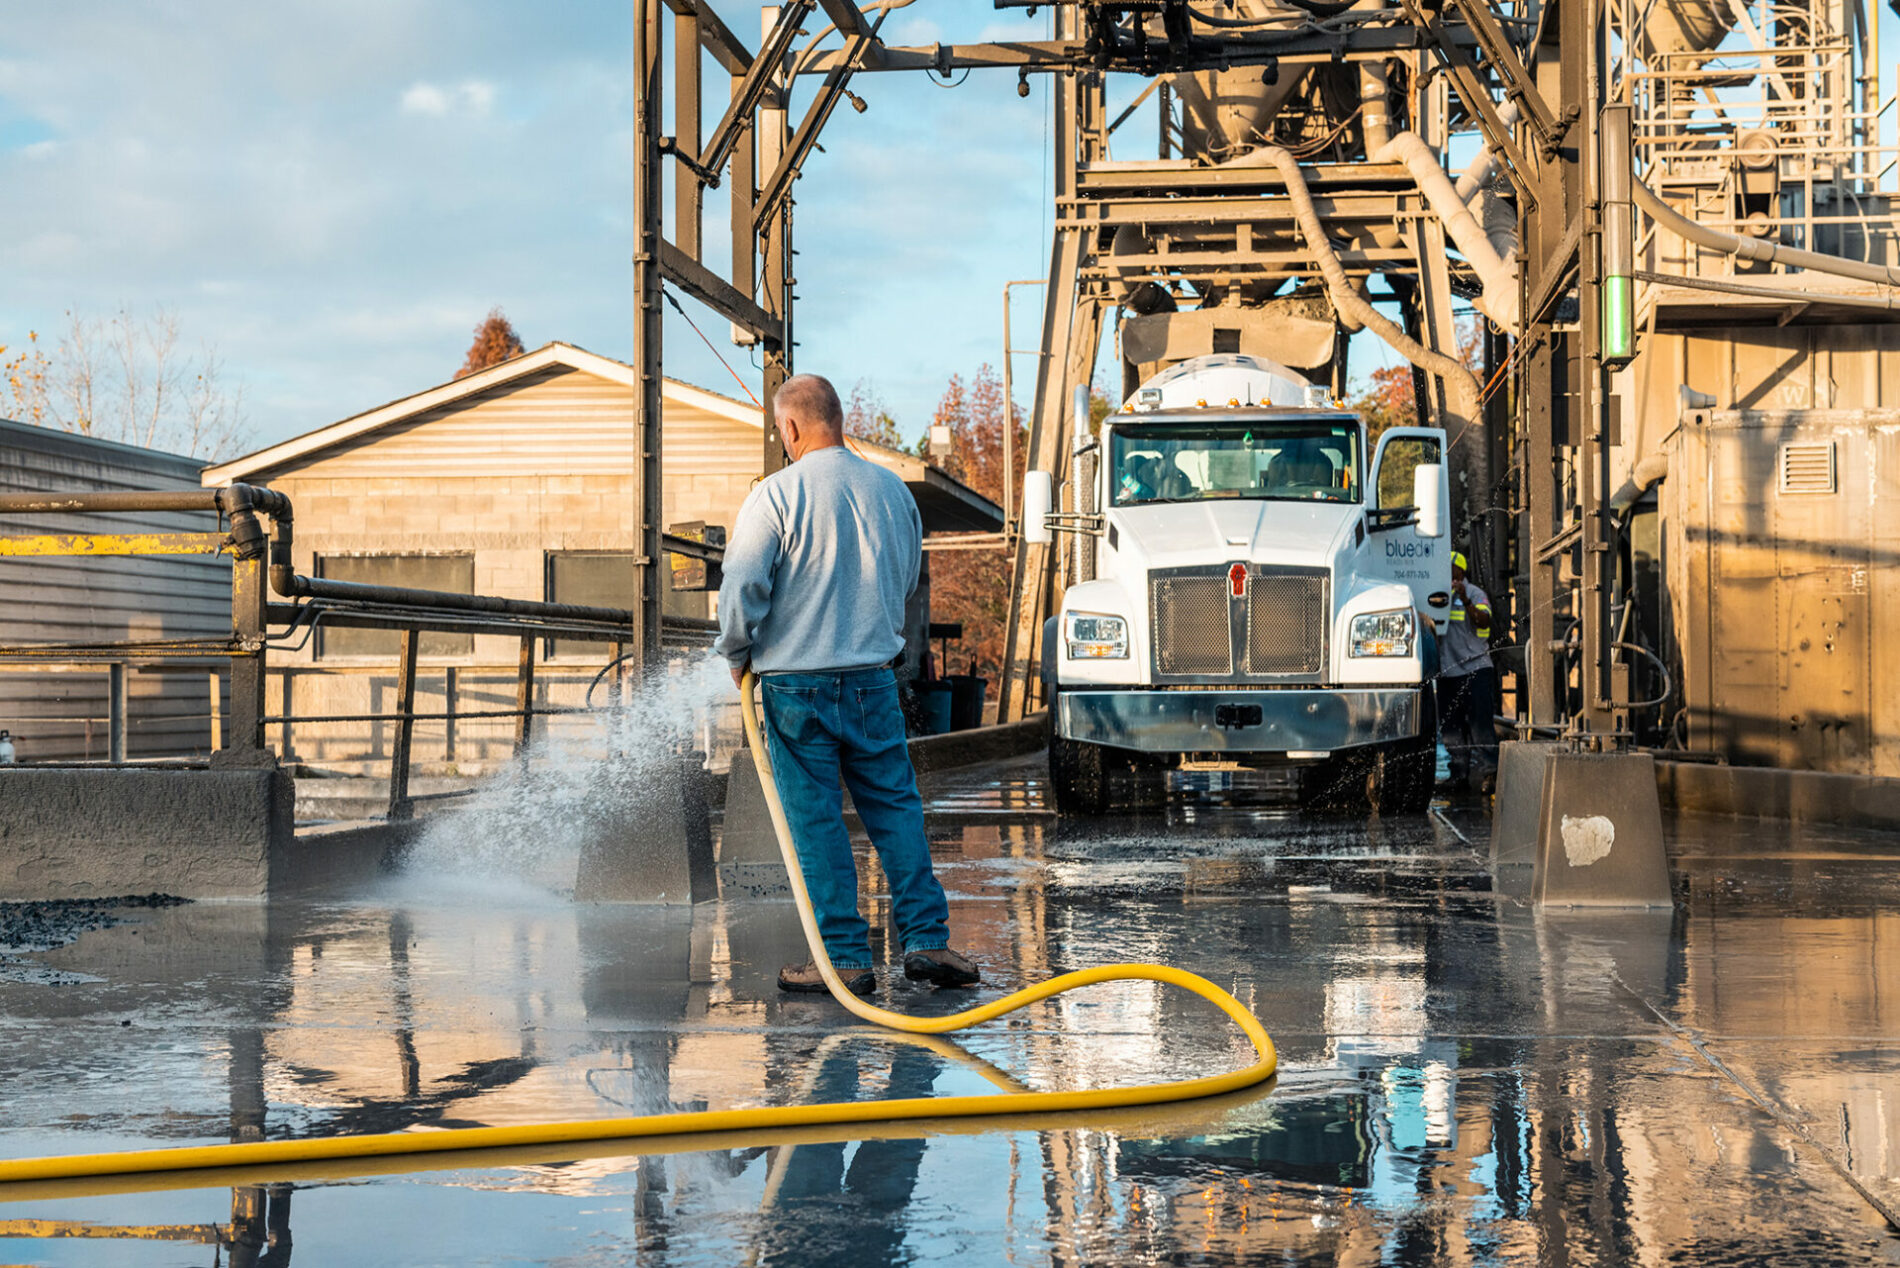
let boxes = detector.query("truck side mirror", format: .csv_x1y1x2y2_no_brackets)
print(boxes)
1413,463,1444,538
1022,470,1054,545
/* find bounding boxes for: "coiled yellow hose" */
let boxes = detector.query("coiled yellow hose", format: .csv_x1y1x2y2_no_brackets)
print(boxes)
0,674,1275,1186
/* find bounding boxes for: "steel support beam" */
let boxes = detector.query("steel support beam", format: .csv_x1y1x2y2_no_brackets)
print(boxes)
672,8,703,259
633,0,665,672
658,0,752,75
999,6,1088,721
759,5,793,475
697,1,815,185
660,239,783,341
388,629,419,821
1397,0,1544,207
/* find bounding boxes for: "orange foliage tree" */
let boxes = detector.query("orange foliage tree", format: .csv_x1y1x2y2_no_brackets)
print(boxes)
843,378,904,449
925,364,1021,687
455,307,525,379
1349,318,1485,446
1,331,50,426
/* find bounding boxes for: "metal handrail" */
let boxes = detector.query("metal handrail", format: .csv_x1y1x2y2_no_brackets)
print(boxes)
0,484,716,815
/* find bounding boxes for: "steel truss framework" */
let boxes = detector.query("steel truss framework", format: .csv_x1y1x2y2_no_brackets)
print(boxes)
632,0,1709,741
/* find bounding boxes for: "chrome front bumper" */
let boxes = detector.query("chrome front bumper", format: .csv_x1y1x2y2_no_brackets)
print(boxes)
1057,688,1421,754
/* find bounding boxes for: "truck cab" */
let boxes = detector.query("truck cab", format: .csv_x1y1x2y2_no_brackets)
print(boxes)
1026,354,1451,815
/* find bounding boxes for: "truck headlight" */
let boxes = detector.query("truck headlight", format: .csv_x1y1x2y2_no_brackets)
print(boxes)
1348,608,1415,657
1065,611,1128,659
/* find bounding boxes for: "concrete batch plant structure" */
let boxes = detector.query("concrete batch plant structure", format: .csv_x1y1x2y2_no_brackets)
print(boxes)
7,0,1900,1260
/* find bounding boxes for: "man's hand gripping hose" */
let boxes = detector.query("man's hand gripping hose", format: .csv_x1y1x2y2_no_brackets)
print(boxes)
0,671,1274,1186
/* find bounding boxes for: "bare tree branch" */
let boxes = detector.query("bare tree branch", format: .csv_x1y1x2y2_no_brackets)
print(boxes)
23,305,250,458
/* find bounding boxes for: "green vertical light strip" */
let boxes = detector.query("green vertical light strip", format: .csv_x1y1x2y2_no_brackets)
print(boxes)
1602,274,1633,362
1599,103,1636,367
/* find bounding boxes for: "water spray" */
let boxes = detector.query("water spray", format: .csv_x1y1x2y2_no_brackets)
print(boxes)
0,672,1276,1187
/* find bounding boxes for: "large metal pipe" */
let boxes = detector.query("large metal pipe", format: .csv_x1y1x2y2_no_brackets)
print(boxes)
1373,133,1520,329
1634,179,1900,288
1,482,672,634
1227,146,1484,422
1452,101,1521,202
1357,62,1391,155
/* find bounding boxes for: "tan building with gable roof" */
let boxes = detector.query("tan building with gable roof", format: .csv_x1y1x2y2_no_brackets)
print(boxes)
202,342,1000,777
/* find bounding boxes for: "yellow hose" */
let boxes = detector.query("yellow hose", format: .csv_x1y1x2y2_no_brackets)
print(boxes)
0,673,1275,1186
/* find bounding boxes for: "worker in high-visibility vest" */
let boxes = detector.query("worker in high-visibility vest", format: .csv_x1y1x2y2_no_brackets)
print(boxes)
1437,550,1500,794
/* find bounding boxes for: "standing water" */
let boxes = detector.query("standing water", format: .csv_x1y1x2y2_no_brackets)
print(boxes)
394,653,736,899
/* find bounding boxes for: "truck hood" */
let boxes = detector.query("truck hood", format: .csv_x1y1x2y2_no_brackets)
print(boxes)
1106,499,1356,571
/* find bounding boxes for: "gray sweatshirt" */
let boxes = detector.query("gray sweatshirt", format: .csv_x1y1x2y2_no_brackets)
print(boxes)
714,445,921,675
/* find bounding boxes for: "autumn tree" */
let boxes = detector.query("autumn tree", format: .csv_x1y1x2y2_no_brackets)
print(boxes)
1,331,51,427
456,307,525,379
843,378,905,449
5,308,248,459
923,364,1023,691
1349,317,1485,447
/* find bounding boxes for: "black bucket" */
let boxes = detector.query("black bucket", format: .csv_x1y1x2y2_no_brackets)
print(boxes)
943,674,988,731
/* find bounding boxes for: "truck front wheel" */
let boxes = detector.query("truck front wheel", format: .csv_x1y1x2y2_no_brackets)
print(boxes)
1050,732,1115,815
1298,742,1432,816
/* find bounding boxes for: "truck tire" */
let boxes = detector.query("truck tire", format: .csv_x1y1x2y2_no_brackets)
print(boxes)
1050,732,1114,816
1368,685,1439,816
1300,743,1432,816
1368,741,1435,816
1296,753,1365,812
1299,691,1436,816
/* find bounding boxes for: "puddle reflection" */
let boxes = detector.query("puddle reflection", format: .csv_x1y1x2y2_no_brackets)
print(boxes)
2,784,1899,1264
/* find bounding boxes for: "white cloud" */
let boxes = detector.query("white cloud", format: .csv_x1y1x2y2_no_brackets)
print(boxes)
0,1,1052,449
400,82,451,116
400,79,495,118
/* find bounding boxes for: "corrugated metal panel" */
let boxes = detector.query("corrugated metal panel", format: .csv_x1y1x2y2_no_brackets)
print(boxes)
0,420,228,762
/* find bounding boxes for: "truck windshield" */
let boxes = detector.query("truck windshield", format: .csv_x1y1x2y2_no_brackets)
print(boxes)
1109,420,1361,506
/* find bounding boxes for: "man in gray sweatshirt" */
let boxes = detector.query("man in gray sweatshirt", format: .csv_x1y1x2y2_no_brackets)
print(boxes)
715,373,980,996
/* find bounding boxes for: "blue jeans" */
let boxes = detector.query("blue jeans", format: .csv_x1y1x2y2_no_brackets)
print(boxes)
759,667,950,970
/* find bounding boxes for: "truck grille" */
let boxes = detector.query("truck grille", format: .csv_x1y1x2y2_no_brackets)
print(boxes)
1245,574,1326,674
1149,566,1328,680
1152,575,1233,675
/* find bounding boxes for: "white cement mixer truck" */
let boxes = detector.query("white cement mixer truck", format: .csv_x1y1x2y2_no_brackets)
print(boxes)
1024,354,1451,815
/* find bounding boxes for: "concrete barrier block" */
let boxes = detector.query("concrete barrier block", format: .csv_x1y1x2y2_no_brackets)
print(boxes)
1492,741,1563,867
717,715,1049,901
1533,752,1672,908
575,754,717,904
718,742,791,899
0,767,293,900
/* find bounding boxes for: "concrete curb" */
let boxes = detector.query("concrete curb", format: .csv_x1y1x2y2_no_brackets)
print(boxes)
910,711,1048,778
1655,759,1900,831
286,819,428,892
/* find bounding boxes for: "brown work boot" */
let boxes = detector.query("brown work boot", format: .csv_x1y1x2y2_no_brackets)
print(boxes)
903,947,981,988
777,962,875,996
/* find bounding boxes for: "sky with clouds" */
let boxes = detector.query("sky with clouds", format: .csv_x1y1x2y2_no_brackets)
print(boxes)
0,1,1079,456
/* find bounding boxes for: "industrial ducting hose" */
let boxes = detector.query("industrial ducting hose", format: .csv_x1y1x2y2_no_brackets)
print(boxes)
0,673,1276,1187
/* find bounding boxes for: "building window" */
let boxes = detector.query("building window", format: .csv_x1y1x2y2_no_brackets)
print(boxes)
316,554,475,659
546,552,635,659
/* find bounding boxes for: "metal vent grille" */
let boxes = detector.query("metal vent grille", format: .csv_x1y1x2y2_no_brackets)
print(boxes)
1779,442,1836,494
1245,575,1327,674
1152,575,1233,675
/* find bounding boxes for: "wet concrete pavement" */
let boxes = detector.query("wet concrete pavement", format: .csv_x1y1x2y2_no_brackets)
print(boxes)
2,753,1898,1265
